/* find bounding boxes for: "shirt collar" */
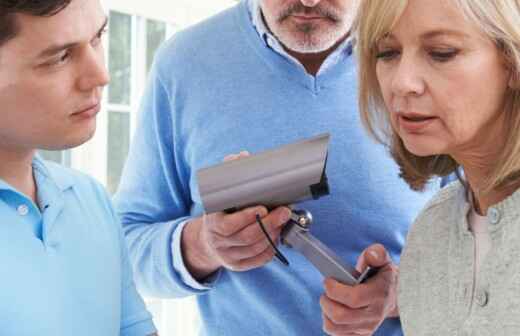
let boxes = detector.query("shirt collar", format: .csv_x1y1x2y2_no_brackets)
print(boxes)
0,155,75,193
247,0,353,75
0,154,71,222
32,155,74,192
0,155,50,192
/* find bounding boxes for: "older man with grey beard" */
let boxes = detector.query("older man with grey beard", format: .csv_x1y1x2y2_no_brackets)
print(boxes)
114,0,439,335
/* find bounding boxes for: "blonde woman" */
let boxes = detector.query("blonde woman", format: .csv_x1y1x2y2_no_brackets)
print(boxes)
354,0,520,334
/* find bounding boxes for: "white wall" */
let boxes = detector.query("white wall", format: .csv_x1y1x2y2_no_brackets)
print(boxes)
76,0,238,184
104,0,237,27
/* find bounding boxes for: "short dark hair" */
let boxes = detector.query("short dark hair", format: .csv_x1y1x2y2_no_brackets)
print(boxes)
0,0,71,46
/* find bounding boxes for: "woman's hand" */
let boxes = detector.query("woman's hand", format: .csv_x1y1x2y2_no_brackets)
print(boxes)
320,244,399,335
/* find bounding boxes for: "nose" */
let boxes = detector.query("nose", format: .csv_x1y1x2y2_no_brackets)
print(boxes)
300,0,322,7
390,53,425,98
77,45,110,92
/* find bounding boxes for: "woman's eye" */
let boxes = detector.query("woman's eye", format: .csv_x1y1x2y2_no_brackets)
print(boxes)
429,50,459,62
376,49,400,61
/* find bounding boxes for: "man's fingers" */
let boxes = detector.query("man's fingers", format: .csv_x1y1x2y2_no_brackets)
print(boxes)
214,206,290,241
223,151,250,162
223,154,240,162
222,236,277,260
210,206,268,236
255,206,291,230
228,246,276,271
219,220,284,247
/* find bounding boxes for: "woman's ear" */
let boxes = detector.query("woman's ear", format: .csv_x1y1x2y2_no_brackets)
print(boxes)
508,68,520,90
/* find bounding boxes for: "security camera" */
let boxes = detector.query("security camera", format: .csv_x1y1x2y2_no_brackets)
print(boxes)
197,134,374,285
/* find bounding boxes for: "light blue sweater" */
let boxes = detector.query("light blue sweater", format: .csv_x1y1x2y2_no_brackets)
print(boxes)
114,1,438,335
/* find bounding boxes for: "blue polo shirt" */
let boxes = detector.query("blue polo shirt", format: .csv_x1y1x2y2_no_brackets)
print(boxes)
0,156,156,336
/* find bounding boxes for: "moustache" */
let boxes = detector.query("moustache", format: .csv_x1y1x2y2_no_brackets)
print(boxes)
277,2,341,23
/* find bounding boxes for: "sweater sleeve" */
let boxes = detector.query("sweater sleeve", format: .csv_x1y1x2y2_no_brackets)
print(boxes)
113,52,212,298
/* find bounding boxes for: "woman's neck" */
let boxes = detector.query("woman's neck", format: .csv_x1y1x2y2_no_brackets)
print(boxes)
459,156,518,215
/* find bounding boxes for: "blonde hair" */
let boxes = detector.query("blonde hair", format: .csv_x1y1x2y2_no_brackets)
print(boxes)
353,0,520,192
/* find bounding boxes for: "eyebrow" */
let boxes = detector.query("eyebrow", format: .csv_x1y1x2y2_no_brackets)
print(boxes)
381,29,470,43
37,16,108,58
420,29,469,40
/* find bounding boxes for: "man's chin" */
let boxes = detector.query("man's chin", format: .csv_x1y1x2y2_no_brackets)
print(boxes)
69,130,96,149
42,127,97,151
276,28,346,54
283,38,337,54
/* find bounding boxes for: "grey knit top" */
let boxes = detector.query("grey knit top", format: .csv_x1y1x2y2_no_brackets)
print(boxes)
398,181,520,335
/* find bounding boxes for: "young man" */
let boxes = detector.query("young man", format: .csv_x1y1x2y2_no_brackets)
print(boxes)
0,1,156,335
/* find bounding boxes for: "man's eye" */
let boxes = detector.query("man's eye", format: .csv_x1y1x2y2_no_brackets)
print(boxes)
45,51,70,67
56,51,70,64
376,49,400,61
99,27,108,38
92,28,108,46
429,50,459,62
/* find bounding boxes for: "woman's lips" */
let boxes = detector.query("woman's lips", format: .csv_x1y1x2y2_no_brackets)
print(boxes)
398,114,438,133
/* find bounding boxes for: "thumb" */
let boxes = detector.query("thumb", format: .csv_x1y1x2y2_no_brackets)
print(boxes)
223,154,240,162
362,244,392,269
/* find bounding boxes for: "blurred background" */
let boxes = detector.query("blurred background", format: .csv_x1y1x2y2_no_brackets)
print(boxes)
39,0,237,334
